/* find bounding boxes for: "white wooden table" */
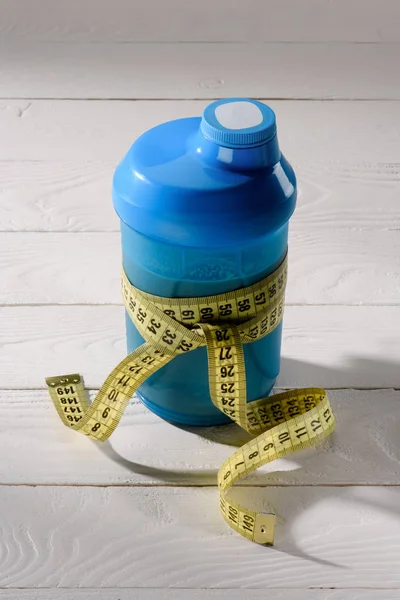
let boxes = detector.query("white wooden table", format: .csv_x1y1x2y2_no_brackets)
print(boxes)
1,1,400,598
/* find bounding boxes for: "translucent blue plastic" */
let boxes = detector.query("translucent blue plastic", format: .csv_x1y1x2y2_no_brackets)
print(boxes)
112,99,297,426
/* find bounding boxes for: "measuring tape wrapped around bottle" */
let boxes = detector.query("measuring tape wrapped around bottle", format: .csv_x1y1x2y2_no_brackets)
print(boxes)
46,252,335,545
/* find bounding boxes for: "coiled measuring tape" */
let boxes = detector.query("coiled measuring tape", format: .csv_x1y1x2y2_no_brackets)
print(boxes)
46,253,335,545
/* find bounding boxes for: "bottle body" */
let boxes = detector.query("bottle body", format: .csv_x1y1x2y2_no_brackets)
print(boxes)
113,99,297,426
122,221,288,425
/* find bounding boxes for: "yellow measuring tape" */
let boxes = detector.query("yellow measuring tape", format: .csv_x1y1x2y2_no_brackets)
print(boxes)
46,253,335,545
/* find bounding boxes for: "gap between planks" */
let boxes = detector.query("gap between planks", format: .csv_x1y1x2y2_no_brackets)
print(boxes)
2,483,400,488
1,387,398,391
3,97,400,101
1,484,400,588
2,388,400,486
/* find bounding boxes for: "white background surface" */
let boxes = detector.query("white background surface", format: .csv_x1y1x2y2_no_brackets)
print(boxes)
1,1,400,597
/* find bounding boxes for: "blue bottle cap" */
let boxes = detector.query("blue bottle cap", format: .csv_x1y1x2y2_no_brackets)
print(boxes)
113,98,296,247
200,98,276,149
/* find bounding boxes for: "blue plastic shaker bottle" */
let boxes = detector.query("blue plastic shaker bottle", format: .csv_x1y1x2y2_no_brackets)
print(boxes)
112,98,296,426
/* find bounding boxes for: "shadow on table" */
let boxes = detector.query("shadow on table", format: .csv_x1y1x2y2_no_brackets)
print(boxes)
94,354,400,568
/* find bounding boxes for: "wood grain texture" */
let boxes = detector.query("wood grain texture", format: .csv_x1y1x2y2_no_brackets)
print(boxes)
0,157,400,232
1,388,399,486
1,7,399,594
1,99,399,231
2,157,399,232
1,42,400,99
1,305,399,389
3,99,400,162
1,485,400,588
1,0,400,42
1,592,400,600
1,229,400,306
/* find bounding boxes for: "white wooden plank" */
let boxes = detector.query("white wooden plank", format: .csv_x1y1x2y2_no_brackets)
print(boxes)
1,305,399,389
1,388,399,486
1,485,400,588
1,0,400,43
4,99,400,162
1,229,399,306
1,99,399,231
3,157,399,232
1,42,400,99
1,591,400,600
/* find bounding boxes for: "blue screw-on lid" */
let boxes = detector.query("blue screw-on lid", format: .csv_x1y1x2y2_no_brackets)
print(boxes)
200,98,277,149
113,98,296,247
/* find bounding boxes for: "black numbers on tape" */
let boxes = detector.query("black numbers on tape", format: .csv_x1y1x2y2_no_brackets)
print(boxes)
278,431,290,444
324,408,332,423
64,407,81,415
91,422,101,432
228,505,238,524
136,307,147,324
247,413,258,427
255,291,266,305
278,274,284,289
129,298,136,313
117,374,131,387
268,283,277,298
162,329,177,345
57,386,75,396
238,299,251,312
270,308,277,327
264,442,274,452
248,325,258,339
221,382,235,394
219,347,232,360
200,307,214,321
287,398,301,417
223,408,235,417
181,309,195,320
67,415,82,423
242,514,254,533
108,389,119,402
295,426,307,439
164,309,176,320
222,397,235,407
129,364,142,374
60,397,78,405
178,340,193,352
219,303,232,316
142,356,155,365
102,407,110,418
224,470,231,481
311,418,322,432
248,451,259,460
260,316,269,335
215,329,230,342
235,461,244,469
220,365,235,378
271,403,285,423
305,395,316,410
258,408,272,427
147,318,161,335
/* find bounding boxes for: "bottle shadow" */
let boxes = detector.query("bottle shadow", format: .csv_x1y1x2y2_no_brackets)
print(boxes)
277,355,400,391
93,354,400,568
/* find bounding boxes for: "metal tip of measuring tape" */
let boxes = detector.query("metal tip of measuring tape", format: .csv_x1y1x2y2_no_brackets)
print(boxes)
253,513,276,545
45,373,82,387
